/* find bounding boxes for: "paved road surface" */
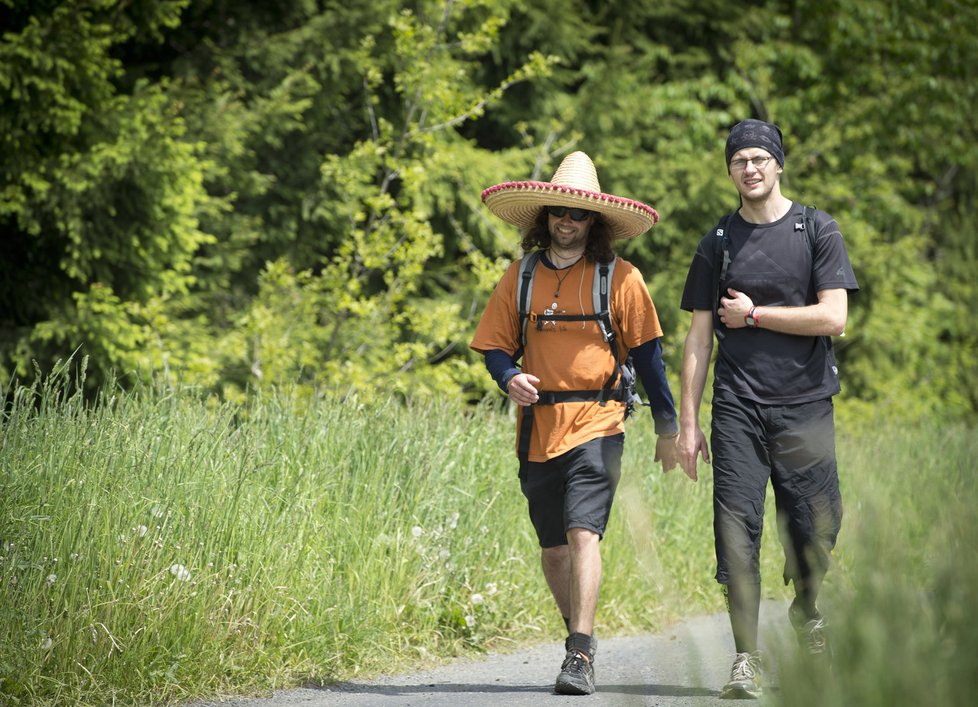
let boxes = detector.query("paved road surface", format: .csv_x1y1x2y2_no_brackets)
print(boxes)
191,601,788,707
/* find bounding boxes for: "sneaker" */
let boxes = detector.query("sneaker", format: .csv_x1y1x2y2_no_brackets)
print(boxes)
789,602,829,655
720,651,762,699
554,649,595,695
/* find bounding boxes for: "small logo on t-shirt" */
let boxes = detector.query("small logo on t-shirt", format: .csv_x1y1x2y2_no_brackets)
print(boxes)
542,304,560,331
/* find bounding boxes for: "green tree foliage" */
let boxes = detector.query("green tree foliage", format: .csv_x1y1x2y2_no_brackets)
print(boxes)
1,0,975,422
0,0,213,385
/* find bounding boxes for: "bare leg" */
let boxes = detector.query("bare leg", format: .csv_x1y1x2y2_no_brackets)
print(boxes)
541,544,571,623
566,527,601,636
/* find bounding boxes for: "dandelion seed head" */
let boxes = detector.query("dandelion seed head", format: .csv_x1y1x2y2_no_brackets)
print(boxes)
471,593,484,605
464,615,475,628
46,574,57,587
486,582,498,596
41,637,53,650
411,526,423,538
169,564,191,581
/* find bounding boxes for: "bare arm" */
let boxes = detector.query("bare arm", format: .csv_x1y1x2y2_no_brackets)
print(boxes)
677,309,714,481
718,287,848,336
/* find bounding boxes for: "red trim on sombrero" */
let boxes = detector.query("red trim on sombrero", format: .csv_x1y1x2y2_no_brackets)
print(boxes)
481,181,658,223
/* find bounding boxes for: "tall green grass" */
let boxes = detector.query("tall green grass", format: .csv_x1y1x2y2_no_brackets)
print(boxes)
770,420,978,706
1,365,974,704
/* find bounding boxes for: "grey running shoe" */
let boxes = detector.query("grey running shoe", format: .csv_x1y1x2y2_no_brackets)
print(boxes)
554,649,595,695
789,602,829,655
720,651,762,699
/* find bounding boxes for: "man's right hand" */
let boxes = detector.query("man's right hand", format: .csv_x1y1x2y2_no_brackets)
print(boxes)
678,426,710,481
507,372,540,406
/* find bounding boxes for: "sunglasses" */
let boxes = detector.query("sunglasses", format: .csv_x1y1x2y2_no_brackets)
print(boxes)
546,205,595,222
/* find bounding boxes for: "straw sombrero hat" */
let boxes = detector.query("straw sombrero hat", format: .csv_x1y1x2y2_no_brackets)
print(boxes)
481,151,659,240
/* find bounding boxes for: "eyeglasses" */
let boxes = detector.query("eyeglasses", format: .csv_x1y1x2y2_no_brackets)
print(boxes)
729,155,774,171
546,205,595,221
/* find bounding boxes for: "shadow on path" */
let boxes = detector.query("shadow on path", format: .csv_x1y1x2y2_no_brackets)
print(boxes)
190,601,787,707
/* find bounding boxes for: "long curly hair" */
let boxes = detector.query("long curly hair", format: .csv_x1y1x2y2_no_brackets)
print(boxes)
519,208,616,263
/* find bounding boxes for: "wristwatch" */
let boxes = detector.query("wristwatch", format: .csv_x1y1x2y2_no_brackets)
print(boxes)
745,306,760,328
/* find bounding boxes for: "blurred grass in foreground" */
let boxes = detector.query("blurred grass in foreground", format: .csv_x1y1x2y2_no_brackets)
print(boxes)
769,420,978,706
1,364,974,704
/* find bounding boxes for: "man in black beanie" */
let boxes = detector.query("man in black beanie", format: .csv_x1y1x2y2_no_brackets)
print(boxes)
724,118,785,170
674,119,859,699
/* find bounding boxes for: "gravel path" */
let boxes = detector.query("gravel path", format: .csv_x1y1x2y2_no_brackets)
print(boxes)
191,601,788,707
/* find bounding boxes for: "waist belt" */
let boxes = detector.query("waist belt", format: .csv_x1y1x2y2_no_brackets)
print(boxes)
517,388,627,462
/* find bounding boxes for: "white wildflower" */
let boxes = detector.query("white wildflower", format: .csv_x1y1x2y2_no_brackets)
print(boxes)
486,582,498,596
169,564,191,581
411,526,423,538
464,614,475,628
41,637,53,651
471,593,484,605
45,574,57,587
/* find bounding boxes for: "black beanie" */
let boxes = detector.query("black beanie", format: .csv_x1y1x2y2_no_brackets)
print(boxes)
725,119,784,169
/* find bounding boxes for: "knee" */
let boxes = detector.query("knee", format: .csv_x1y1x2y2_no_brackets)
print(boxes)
541,544,568,569
566,526,600,549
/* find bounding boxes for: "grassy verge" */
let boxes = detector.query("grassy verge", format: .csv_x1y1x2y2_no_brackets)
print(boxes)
1,367,974,704
770,420,978,706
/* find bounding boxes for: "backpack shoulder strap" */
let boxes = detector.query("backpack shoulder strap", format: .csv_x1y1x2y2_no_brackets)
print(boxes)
712,212,733,338
592,257,617,347
517,250,544,348
800,204,837,352
593,257,621,390
803,205,817,252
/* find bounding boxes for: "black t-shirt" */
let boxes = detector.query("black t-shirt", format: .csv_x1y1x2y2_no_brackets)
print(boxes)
680,202,859,404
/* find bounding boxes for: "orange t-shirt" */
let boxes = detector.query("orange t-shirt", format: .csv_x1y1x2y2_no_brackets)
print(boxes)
470,255,664,462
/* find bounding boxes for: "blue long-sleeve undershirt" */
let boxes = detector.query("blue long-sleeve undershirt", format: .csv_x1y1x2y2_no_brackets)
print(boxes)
483,339,678,436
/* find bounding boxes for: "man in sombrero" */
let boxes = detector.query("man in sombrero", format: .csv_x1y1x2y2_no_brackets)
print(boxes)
471,151,680,695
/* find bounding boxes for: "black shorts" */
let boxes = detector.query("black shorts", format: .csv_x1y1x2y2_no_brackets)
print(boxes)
518,434,623,548
711,387,842,586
